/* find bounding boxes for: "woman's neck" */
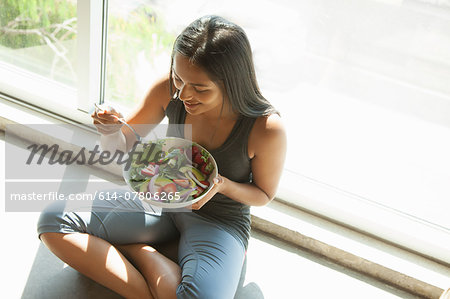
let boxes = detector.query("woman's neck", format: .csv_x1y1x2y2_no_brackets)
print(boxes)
201,97,239,123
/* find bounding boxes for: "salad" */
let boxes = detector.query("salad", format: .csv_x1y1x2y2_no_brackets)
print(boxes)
128,139,215,203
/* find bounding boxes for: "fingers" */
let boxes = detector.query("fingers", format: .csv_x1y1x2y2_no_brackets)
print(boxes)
189,176,224,210
189,194,208,210
91,110,121,123
91,104,123,122
91,104,124,135
93,120,123,135
190,200,206,210
213,175,223,185
92,114,122,135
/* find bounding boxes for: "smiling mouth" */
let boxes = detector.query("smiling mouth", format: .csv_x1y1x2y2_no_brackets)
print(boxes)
184,102,200,107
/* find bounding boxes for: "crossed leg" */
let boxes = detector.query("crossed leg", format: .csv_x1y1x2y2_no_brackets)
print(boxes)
40,232,155,298
116,243,181,299
37,191,181,299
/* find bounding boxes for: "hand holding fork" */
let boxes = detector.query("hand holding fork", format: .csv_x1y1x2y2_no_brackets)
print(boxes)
91,103,141,141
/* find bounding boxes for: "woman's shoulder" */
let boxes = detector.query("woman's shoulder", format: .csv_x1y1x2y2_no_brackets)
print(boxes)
248,113,286,158
253,114,285,137
140,75,173,111
127,76,173,126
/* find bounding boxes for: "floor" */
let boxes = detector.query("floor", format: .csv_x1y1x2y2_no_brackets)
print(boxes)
0,130,419,298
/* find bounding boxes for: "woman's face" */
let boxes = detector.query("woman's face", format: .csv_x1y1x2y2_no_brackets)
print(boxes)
172,53,225,116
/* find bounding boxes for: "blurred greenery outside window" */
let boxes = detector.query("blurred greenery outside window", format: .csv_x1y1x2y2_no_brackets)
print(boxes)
0,0,176,112
0,0,77,86
106,2,176,109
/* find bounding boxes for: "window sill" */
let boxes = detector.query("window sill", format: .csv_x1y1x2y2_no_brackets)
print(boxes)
252,201,448,298
1,95,448,298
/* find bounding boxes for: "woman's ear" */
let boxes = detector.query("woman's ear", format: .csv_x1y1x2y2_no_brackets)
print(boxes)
215,80,227,99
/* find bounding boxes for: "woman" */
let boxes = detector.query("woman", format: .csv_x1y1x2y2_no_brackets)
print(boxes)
37,15,286,299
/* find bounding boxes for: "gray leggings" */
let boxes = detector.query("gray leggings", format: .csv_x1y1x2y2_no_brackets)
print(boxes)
37,189,246,299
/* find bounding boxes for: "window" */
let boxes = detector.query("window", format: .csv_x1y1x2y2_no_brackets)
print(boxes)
0,1,77,87
272,0,450,263
105,0,176,112
0,0,104,124
1,0,449,264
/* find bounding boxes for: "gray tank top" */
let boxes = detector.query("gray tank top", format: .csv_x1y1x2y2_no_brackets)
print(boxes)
165,98,257,249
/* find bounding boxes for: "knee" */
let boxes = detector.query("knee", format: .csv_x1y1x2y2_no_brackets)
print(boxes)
176,280,232,299
39,232,65,246
176,280,203,299
36,201,67,239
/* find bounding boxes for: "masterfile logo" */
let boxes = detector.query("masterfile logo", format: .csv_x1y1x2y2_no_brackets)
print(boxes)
4,123,188,212
24,141,164,172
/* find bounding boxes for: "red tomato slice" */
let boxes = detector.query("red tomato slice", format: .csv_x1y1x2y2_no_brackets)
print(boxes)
200,163,212,175
192,145,200,157
173,179,190,188
162,183,177,194
193,153,204,165
193,185,205,198
141,168,155,177
200,180,210,188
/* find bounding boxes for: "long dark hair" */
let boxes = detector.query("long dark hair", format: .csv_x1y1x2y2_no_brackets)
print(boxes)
169,15,278,117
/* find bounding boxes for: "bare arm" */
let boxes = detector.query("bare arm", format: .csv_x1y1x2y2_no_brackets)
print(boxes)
190,114,287,210
222,114,287,206
122,76,172,150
